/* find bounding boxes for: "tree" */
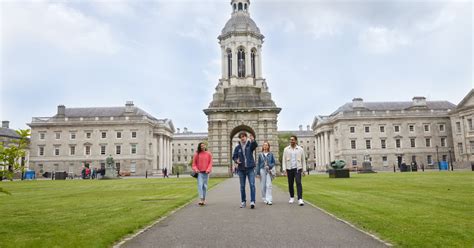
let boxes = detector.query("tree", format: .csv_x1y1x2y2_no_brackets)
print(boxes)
0,129,30,194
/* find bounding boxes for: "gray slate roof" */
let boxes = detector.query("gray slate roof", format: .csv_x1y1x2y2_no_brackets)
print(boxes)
221,13,261,36
0,128,20,139
53,107,158,121
331,101,456,116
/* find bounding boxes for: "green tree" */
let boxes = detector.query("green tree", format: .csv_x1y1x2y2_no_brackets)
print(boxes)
0,129,30,194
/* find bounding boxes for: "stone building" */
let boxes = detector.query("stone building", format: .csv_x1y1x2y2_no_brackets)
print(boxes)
172,128,208,168
312,97,456,171
450,89,474,168
204,0,281,176
0,121,29,173
28,102,174,176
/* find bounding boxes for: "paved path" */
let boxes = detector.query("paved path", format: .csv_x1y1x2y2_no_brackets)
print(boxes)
122,178,387,248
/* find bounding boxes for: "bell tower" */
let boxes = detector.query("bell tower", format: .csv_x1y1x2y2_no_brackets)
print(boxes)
204,0,281,176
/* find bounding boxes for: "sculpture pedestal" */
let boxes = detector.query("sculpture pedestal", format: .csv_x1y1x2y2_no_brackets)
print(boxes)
329,169,350,178
103,167,119,179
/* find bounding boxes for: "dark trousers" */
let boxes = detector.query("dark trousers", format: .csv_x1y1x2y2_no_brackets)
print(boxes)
287,168,303,200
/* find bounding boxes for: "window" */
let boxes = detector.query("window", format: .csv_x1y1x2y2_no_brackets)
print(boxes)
191,148,194,153
131,131,137,138
251,49,256,78
439,124,445,132
382,156,388,166
352,158,357,166
54,146,60,156
394,125,400,132
86,132,92,139
116,145,121,155
38,164,44,173
365,126,370,133
55,132,61,139
425,138,431,147
131,144,137,154
366,140,371,149
395,139,401,148
456,122,461,133
381,139,386,149
178,156,181,162
458,143,463,154
39,132,45,140
424,124,430,132
116,132,122,139
227,49,232,78
468,119,473,130
350,126,355,133
380,125,385,133
411,155,416,163
70,146,75,155
70,133,76,140
410,138,416,148
101,132,107,139
184,156,188,161
470,141,474,153
85,146,91,155
409,125,414,132
237,47,246,78
427,155,433,165
441,137,446,147
351,140,356,149
101,145,106,155
442,155,447,162
39,146,45,156
130,162,136,173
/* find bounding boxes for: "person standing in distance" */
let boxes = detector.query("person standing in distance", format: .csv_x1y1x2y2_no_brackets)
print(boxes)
233,132,258,209
282,135,307,206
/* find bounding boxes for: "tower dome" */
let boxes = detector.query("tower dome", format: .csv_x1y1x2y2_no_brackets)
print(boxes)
219,0,263,40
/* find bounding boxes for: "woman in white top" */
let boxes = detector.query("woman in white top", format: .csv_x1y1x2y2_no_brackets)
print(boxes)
257,141,276,205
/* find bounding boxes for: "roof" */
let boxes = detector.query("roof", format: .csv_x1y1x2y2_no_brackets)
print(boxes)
220,12,262,37
0,128,21,139
330,101,456,116
173,133,208,140
53,106,158,121
278,130,313,137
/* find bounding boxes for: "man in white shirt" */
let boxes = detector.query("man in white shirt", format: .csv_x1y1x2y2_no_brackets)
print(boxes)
282,135,307,206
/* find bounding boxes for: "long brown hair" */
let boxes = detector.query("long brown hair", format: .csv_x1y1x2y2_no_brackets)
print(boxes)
261,141,270,152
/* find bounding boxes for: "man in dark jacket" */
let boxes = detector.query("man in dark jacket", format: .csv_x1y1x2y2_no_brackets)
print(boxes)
233,131,258,209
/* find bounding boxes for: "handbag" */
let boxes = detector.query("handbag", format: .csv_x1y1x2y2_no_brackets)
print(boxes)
190,171,198,178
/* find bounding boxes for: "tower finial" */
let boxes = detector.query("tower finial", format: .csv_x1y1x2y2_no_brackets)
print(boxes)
231,0,250,14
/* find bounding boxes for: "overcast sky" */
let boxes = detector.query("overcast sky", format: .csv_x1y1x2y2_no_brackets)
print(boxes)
1,0,472,132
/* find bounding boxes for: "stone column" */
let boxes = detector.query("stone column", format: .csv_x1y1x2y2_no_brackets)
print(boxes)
325,131,330,166
168,138,172,172
246,46,252,78
322,132,327,167
316,135,320,168
232,49,238,78
257,47,262,78
221,46,226,78
330,131,335,162
152,137,158,170
159,135,164,170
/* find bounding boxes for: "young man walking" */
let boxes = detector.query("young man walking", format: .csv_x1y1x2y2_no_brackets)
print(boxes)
282,135,307,206
233,132,258,209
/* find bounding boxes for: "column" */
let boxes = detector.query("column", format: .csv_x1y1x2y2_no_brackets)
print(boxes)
322,132,327,167
329,132,335,162
221,47,226,78
232,49,238,78
152,137,158,170
316,135,321,168
257,47,262,78
168,138,172,172
159,135,164,170
325,131,330,166
246,46,252,78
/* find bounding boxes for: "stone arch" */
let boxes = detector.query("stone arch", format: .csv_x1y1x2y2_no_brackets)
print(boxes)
228,124,257,176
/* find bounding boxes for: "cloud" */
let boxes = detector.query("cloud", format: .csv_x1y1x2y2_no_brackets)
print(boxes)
2,1,121,55
358,26,411,54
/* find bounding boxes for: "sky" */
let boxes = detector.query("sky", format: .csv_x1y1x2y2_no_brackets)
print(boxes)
1,0,472,132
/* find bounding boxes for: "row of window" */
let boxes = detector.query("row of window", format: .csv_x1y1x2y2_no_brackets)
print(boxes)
349,123,446,134
350,137,447,150
36,162,137,173
457,141,474,154
38,144,138,156
455,119,473,133
38,130,138,140
350,155,448,166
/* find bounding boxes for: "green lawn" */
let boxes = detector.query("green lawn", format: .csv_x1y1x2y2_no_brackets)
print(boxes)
0,178,223,248
274,171,474,247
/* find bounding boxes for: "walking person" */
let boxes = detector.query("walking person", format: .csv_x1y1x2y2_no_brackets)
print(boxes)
233,132,258,209
257,141,276,205
282,135,307,206
192,142,213,206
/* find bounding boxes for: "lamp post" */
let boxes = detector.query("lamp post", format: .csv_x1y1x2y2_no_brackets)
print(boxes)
436,145,440,170
449,149,453,171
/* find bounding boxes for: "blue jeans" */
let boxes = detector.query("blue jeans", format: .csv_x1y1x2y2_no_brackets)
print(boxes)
238,168,256,203
197,173,209,199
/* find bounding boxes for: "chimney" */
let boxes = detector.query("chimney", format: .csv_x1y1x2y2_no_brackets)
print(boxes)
125,101,134,113
299,125,303,131
2,121,9,129
184,127,188,133
177,128,181,133
352,98,364,108
307,125,310,131
412,96,427,107
57,105,66,117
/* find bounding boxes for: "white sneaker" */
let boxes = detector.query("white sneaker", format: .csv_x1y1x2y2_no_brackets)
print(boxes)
298,199,304,206
250,202,255,209
267,201,272,205
240,202,246,208
289,198,294,204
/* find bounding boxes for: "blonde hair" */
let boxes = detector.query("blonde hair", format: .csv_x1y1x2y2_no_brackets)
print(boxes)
261,141,270,152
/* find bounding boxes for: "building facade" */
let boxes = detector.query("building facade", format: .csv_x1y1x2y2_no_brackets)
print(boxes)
172,128,208,168
312,97,457,171
279,125,316,170
28,102,174,176
450,89,474,168
0,121,29,174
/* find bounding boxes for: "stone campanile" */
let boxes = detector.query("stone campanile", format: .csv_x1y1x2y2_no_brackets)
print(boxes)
204,0,281,176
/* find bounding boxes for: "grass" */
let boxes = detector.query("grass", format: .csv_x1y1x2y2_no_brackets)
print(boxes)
0,178,224,248
274,171,474,248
